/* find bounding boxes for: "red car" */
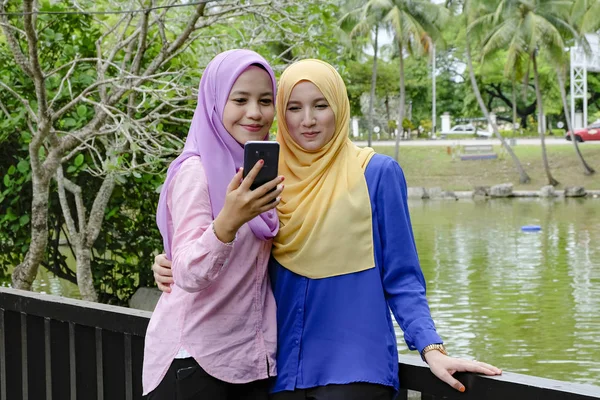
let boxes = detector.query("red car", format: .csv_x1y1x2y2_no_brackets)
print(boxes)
566,121,600,142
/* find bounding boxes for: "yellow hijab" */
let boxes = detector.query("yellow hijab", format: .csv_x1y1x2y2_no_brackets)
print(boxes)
272,59,376,279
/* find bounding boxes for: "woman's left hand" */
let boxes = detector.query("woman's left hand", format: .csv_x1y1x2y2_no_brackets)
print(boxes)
424,350,502,393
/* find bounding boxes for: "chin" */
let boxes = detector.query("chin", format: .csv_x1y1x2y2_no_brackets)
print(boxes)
233,130,268,145
300,142,322,151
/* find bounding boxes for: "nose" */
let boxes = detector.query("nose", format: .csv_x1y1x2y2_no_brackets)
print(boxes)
246,101,262,120
301,109,316,127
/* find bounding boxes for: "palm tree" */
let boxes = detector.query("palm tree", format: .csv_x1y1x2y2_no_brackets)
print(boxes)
362,0,449,161
563,0,599,175
572,0,600,34
464,0,531,184
473,0,571,185
557,61,595,175
340,4,383,148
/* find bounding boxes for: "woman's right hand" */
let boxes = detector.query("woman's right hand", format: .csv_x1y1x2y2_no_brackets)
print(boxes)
213,160,284,243
153,253,173,293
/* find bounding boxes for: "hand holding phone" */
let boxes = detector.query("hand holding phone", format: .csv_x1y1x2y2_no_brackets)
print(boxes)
212,142,283,243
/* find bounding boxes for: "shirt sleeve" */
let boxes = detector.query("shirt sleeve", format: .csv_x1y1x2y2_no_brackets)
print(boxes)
376,157,443,353
169,158,235,292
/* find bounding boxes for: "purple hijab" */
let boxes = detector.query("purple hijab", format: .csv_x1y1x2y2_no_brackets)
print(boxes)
156,49,279,259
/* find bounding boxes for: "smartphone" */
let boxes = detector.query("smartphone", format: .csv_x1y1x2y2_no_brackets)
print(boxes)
243,141,279,191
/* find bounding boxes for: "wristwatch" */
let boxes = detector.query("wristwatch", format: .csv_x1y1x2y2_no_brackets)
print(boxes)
421,343,447,362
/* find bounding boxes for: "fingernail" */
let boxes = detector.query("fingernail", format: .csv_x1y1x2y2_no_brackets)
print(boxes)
276,196,281,202
259,159,264,164
280,176,285,181
459,386,465,393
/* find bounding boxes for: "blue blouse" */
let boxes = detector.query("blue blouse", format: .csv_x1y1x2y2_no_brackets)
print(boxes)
268,154,443,393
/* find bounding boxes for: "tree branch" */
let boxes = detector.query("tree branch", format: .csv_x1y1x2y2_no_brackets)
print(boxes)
22,0,48,117
55,165,81,243
0,2,33,77
0,80,37,120
85,173,115,247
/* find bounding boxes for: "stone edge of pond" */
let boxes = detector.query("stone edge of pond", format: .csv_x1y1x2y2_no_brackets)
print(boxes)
407,186,600,200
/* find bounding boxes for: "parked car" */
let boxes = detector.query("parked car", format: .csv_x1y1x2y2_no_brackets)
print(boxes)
440,124,493,138
566,121,600,142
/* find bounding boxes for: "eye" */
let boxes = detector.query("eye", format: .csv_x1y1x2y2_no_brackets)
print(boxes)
316,103,329,109
287,105,301,111
232,98,247,104
260,98,273,105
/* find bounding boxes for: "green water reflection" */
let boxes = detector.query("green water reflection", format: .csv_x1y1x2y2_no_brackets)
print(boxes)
401,198,600,385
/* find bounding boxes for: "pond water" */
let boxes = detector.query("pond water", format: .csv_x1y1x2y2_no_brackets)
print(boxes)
402,198,600,386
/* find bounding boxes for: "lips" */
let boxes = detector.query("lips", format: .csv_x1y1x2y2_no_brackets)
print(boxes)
241,124,263,132
302,131,319,138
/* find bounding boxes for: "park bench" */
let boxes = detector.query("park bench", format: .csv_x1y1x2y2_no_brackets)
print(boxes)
460,144,497,160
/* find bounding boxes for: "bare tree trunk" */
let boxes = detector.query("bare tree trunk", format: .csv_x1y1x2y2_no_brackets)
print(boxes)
56,166,116,301
465,32,531,183
385,94,391,138
532,52,559,186
556,68,595,175
11,175,51,289
394,41,406,162
512,75,518,135
367,25,379,147
75,248,97,302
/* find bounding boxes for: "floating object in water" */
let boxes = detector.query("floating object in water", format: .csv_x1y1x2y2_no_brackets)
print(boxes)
521,225,541,232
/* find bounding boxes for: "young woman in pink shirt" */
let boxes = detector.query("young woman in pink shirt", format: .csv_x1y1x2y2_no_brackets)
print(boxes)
143,49,284,400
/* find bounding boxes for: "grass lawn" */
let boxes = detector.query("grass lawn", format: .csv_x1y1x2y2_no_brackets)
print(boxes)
372,144,600,191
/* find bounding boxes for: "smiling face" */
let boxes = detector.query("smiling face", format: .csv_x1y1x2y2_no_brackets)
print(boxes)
284,81,336,151
222,65,275,145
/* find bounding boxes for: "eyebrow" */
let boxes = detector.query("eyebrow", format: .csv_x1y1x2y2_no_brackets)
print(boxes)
229,91,273,97
287,97,328,104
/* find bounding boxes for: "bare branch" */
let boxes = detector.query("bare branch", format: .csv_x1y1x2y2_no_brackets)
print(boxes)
0,97,12,120
49,55,80,109
55,165,81,243
23,0,48,116
0,20,25,36
0,2,33,77
44,57,100,78
85,174,116,247
52,77,121,122
0,80,37,120
131,9,149,76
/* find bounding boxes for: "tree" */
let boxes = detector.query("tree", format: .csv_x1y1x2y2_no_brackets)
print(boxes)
563,0,599,174
571,0,600,35
473,0,581,185
464,0,531,184
0,0,320,300
340,1,385,147
361,0,449,161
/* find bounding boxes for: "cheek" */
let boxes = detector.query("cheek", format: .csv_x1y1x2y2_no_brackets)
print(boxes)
263,106,275,124
325,112,336,138
285,114,299,136
222,104,236,129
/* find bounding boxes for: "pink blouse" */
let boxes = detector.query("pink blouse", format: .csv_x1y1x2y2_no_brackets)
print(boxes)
142,156,277,395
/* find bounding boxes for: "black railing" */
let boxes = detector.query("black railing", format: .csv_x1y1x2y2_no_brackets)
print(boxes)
1,287,599,400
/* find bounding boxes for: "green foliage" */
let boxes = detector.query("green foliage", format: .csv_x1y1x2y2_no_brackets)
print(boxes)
402,118,414,130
